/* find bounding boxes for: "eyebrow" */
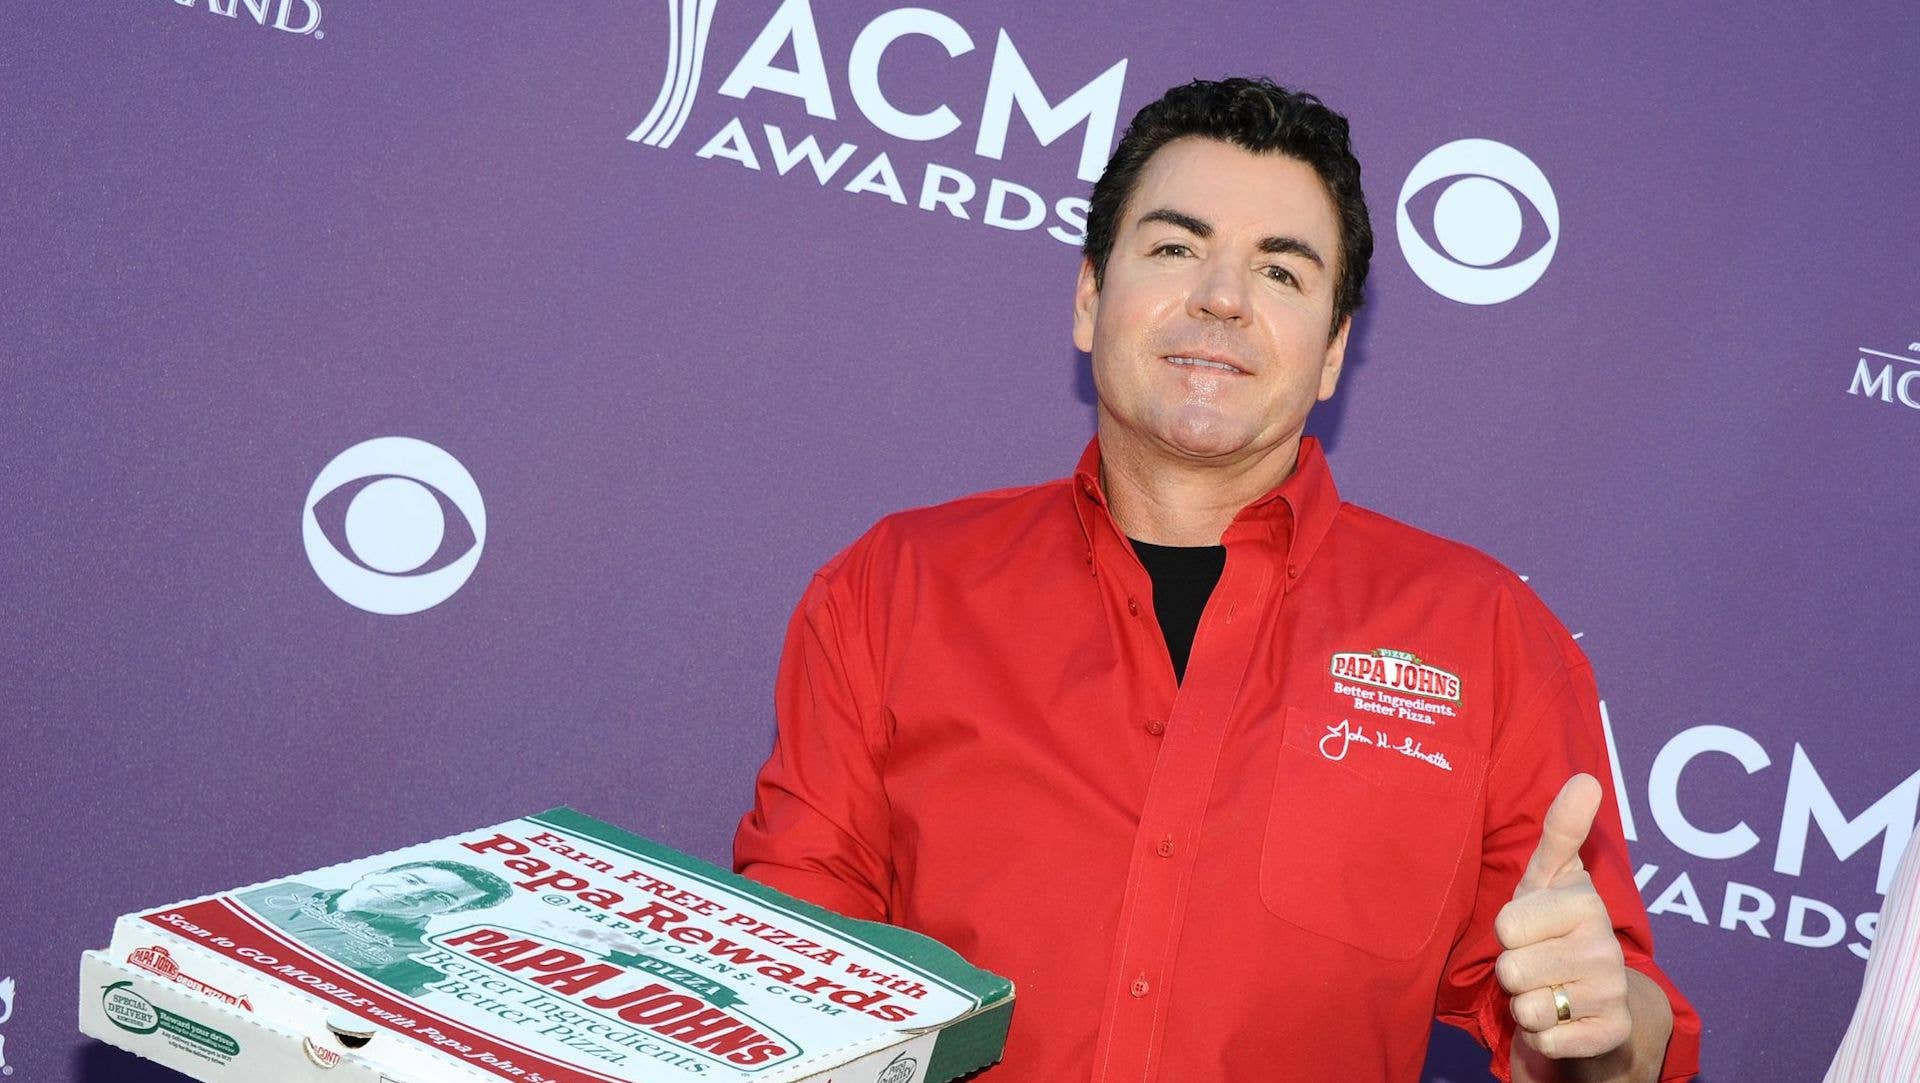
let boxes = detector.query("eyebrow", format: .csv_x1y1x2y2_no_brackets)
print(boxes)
1137,207,1326,269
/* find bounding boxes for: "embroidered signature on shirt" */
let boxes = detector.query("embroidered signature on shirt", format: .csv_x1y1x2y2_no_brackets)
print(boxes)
1318,718,1453,772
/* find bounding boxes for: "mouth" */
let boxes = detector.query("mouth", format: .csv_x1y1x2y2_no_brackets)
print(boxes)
1163,353,1248,375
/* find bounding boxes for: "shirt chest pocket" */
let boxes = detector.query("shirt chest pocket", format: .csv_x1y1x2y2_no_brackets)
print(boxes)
1257,706,1485,961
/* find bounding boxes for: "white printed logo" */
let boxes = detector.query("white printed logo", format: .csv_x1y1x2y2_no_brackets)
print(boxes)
302,438,486,615
166,0,324,40
0,975,15,1076
629,0,1126,247
629,0,723,149
1845,340,1920,411
1397,139,1559,305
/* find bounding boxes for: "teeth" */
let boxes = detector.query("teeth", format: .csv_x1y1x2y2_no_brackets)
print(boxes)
1169,356,1238,372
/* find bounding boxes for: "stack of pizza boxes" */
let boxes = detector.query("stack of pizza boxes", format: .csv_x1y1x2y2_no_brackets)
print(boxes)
80,809,1012,1083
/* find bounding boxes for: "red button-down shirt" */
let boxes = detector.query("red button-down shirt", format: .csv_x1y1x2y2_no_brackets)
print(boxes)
735,437,1701,1082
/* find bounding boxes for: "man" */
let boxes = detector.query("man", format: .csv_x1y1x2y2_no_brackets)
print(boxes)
1825,828,1920,1081
736,78,1700,1082
237,859,512,996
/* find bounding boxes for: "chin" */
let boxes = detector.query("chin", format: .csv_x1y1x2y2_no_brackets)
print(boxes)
1159,419,1259,460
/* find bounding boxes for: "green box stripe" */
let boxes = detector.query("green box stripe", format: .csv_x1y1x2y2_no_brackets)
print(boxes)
926,1000,1015,1083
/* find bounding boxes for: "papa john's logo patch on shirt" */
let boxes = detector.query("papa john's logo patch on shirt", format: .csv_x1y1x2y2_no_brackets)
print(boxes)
1329,648,1461,725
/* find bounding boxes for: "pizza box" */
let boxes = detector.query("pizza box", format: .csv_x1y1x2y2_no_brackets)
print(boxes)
80,808,1012,1083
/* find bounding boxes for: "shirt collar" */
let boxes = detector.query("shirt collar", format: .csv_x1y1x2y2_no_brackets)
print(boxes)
1070,435,1342,583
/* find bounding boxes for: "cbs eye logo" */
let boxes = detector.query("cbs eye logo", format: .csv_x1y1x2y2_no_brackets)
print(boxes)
1397,138,1559,305
302,437,486,614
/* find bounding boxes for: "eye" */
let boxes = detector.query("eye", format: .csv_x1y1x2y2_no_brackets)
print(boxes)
303,437,487,615
1261,265,1299,288
1150,242,1193,257
1396,139,1560,305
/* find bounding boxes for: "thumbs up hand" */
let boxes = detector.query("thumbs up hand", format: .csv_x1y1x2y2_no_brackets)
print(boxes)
1495,774,1634,1062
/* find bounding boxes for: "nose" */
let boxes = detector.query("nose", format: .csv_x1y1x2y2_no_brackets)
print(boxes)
1186,256,1247,323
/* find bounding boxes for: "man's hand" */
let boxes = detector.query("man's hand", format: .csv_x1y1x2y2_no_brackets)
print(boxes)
1496,774,1633,1062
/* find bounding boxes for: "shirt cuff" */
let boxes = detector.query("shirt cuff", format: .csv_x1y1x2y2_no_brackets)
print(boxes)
1474,973,1520,1083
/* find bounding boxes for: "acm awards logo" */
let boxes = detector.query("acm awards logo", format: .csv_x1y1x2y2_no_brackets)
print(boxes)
303,438,485,614
1845,340,1920,412
629,0,1125,247
163,0,324,40
1532,576,1915,960
1397,139,1559,305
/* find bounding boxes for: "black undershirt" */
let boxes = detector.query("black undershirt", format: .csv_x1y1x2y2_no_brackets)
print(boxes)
1128,539,1227,684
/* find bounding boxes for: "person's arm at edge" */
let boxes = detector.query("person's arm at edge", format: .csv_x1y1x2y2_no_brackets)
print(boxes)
1823,826,1920,1081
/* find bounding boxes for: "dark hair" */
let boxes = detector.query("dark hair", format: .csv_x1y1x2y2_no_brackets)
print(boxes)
1083,77,1372,338
383,860,514,913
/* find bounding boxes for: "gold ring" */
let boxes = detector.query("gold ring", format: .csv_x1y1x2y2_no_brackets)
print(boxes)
1551,984,1572,1024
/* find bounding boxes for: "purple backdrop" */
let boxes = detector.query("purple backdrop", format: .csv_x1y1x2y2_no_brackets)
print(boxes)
5,3,1918,1081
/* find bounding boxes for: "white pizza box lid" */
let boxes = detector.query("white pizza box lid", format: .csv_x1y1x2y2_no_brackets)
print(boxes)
80,808,1013,1083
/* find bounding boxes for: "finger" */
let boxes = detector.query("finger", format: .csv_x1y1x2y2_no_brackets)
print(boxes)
1520,773,1603,892
1495,873,1606,950
1511,983,1585,1034
1517,1004,1633,1060
1494,938,1579,997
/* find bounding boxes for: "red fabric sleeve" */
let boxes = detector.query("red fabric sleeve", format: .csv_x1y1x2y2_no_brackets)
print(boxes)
1435,646,1702,1081
732,570,894,923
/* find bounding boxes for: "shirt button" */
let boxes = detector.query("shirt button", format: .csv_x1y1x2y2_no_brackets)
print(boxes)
1287,562,1300,579
1156,836,1175,857
1144,718,1165,736
1130,977,1150,998
1127,597,1141,616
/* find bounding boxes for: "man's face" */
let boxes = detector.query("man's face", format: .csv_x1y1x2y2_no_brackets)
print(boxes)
1075,137,1349,468
336,867,482,921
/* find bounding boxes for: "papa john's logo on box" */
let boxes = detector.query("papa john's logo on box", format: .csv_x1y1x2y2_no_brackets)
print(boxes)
1329,648,1461,703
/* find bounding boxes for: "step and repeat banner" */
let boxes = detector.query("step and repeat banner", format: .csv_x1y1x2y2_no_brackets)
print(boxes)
4,3,1916,1080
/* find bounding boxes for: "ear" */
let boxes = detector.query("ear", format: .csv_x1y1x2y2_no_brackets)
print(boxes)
1073,257,1099,354
1316,315,1351,402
